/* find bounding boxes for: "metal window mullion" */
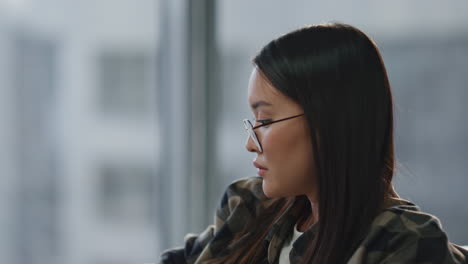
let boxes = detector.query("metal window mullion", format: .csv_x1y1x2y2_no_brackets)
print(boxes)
188,0,217,233
157,0,191,249
157,0,217,250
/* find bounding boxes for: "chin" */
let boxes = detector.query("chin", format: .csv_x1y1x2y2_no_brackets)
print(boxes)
262,180,280,198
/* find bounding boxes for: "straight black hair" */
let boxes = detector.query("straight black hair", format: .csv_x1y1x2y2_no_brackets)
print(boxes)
205,22,395,264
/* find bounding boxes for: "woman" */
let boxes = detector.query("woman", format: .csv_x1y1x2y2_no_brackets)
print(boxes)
159,23,468,263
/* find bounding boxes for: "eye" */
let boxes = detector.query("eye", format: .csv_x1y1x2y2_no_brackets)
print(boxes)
257,119,273,126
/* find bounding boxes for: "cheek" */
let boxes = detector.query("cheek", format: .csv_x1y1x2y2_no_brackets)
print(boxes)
261,127,292,157
262,126,314,180
262,123,309,153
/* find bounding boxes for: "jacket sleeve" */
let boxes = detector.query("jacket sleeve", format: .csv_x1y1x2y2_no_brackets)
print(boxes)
158,177,263,264
158,225,216,264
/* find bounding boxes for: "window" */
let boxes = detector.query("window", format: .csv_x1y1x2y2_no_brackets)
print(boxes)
98,51,154,119
97,162,156,226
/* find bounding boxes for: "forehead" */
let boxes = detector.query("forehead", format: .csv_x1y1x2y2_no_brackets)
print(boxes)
247,68,283,107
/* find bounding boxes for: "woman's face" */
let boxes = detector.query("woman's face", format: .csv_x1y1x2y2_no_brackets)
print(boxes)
246,67,317,200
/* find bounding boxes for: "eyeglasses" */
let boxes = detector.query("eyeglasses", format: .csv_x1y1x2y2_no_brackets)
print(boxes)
243,113,305,152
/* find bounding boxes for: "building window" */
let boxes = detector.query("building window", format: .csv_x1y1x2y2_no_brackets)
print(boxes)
98,51,154,118
97,162,155,226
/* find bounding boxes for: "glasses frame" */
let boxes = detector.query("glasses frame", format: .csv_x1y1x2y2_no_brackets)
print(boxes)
243,113,305,152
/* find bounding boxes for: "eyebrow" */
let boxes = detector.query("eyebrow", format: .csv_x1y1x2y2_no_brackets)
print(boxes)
250,100,273,110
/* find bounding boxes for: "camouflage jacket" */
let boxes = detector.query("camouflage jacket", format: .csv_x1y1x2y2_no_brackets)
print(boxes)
159,176,468,264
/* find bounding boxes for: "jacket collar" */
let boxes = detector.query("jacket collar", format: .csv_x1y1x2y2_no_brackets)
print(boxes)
262,195,416,264
264,195,317,263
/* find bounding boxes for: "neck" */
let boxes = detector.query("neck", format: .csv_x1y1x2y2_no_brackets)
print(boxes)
297,197,318,232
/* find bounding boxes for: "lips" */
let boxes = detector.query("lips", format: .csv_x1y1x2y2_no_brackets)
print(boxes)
254,161,268,177
253,161,267,170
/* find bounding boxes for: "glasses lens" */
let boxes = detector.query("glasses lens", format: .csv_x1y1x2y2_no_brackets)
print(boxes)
243,119,262,152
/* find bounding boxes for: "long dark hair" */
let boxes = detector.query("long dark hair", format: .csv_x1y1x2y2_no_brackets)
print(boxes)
205,23,395,264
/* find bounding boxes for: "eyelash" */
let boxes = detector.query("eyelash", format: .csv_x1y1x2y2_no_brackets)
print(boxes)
257,119,272,126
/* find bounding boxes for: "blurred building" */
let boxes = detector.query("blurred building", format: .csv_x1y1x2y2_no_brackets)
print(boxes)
1,1,467,264
0,1,160,264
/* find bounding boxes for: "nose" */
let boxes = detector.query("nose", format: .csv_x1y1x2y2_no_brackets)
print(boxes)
245,135,260,153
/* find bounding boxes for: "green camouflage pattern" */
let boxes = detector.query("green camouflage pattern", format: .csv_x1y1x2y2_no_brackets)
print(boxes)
160,177,468,263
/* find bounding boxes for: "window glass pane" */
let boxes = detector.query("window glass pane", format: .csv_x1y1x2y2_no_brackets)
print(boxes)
97,161,155,226
216,0,468,245
0,1,161,264
98,51,153,118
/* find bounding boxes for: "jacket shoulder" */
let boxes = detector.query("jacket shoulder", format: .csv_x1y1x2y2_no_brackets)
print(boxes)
353,200,468,263
159,176,271,264
215,176,275,231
